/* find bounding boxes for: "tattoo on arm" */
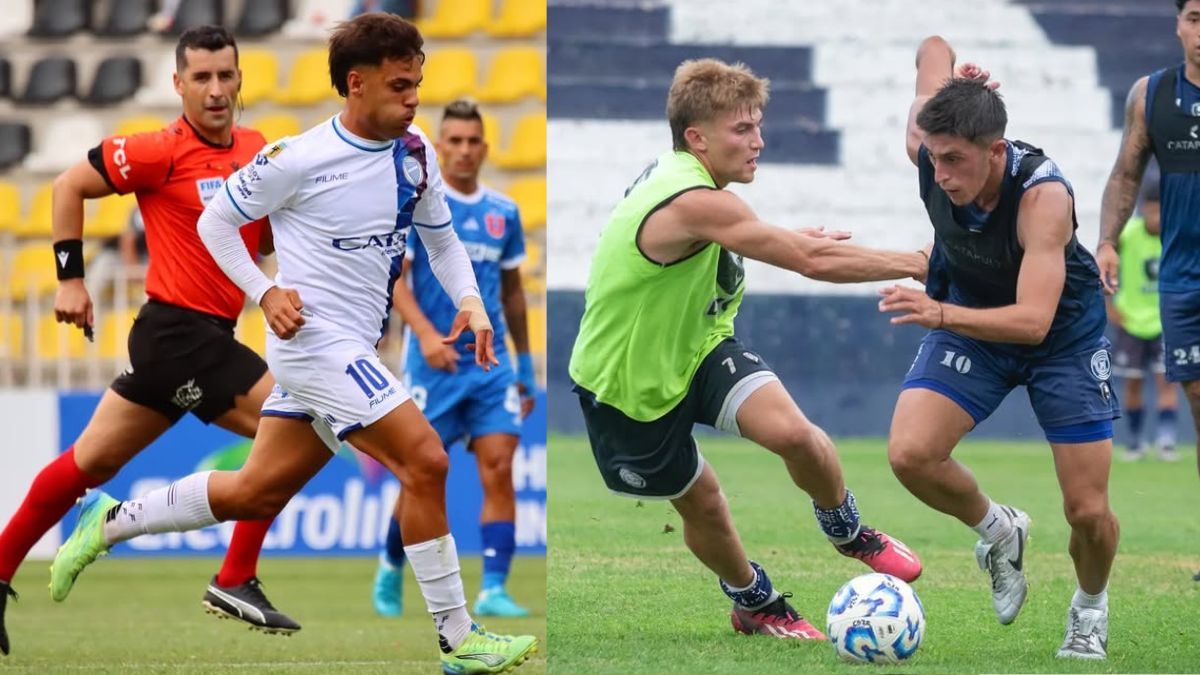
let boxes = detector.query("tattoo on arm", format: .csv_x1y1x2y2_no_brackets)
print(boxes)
1099,77,1152,248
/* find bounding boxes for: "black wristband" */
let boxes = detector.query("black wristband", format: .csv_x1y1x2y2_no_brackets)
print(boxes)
53,239,85,280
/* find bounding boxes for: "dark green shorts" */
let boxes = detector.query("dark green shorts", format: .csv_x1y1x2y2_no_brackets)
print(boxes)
573,338,777,499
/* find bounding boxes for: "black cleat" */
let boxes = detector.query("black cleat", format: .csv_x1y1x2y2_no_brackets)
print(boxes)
0,581,16,656
1194,570,1200,582
201,576,300,635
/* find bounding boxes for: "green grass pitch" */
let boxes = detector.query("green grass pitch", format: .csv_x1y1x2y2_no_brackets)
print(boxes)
1,555,545,673
548,434,1200,673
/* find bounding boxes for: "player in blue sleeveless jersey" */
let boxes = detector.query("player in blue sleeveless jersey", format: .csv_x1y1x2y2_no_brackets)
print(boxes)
1096,0,1200,582
373,99,536,619
879,37,1119,660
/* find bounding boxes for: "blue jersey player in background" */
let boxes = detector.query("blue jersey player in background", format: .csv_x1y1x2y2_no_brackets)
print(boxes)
1096,0,1200,582
374,99,535,618
879,37,1120,660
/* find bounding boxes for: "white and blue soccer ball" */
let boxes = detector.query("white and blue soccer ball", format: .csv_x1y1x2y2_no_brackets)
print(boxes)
826,573,925,664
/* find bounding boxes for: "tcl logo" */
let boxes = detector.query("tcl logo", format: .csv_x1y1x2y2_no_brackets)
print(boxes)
112,137,131,179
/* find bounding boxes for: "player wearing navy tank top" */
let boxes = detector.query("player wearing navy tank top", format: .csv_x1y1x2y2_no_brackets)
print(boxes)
881,37,1118,660
371,100,536,620
1098,2,1200,578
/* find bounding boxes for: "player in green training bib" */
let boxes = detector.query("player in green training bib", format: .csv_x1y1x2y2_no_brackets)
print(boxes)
568,58,931,643
1110,175,1179,461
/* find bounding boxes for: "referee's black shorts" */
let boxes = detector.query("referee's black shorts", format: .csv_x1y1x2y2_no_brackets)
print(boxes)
110,299,268,424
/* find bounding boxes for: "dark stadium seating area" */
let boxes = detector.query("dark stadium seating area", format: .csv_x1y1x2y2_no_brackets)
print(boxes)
1015,0,1180,126
547,1,839,164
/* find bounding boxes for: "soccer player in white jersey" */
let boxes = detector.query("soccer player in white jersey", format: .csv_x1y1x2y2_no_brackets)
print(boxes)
373,99,535,619
49,14,537,674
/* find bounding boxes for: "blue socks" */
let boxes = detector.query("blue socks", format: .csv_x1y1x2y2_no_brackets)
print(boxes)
1158,408,1178,448
720,560,779,610
384,515,406,568
813,489,862,543
480,521,516,590
1126,407,1144,444
384,518,517,590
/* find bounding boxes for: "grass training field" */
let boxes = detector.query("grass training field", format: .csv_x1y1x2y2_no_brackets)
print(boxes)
549,434,1200,674
0,555,545,673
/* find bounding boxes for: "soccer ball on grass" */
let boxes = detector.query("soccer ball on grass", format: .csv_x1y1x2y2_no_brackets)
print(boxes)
826,573,924,663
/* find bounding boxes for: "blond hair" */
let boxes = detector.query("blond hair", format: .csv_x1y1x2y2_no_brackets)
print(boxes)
667,59,770,151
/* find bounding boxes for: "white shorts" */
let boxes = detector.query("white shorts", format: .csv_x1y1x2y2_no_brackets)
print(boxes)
261,321,411,451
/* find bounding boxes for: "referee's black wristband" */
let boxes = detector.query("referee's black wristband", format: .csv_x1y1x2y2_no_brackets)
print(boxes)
53,239,85,280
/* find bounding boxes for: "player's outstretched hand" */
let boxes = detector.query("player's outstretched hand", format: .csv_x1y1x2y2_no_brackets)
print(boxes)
1096,242,1120,295
955,62,1000,90
260,286,306,340
879,285,944,328
444,303,499,371
444,311,497,371
54,278,94,334
797,226,852,241
420,332,459,373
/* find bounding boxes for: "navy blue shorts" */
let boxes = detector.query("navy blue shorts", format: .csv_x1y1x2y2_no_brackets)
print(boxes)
901,330,1119,442
1159,291,1200,383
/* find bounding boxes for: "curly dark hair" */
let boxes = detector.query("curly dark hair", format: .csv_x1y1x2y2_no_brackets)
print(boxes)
328,12,425,98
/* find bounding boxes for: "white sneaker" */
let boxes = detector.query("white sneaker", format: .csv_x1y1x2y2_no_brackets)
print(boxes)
1056,605,1108,660
974,506,1030,625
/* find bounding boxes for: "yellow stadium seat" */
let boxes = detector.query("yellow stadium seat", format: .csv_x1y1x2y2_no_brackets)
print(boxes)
412,113,434,136
527,304,545,355
523,239,542,270
237,49,280,107
113,115,169,137
98,308,139,360
521,273,545,303
488,0,546,37
250,113,303,144
9,243,58,300
492,113,545,170
16,182,55,238
0,311,24,359
420,49,478,105
418,0,489,38
0,181,20,234
237,310,267,357
9,241,96,300
37,312,89,359
275,49,338,106
506,176,546,229
481,112,502,152
477,47,544,103
86,193,137,239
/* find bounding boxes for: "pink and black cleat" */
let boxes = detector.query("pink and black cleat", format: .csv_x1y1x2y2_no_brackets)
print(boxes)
731,592,827,640
835,527,922,582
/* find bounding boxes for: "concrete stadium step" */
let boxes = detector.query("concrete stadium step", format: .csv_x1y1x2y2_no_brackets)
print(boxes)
549,41,814,87
547,3,669,43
